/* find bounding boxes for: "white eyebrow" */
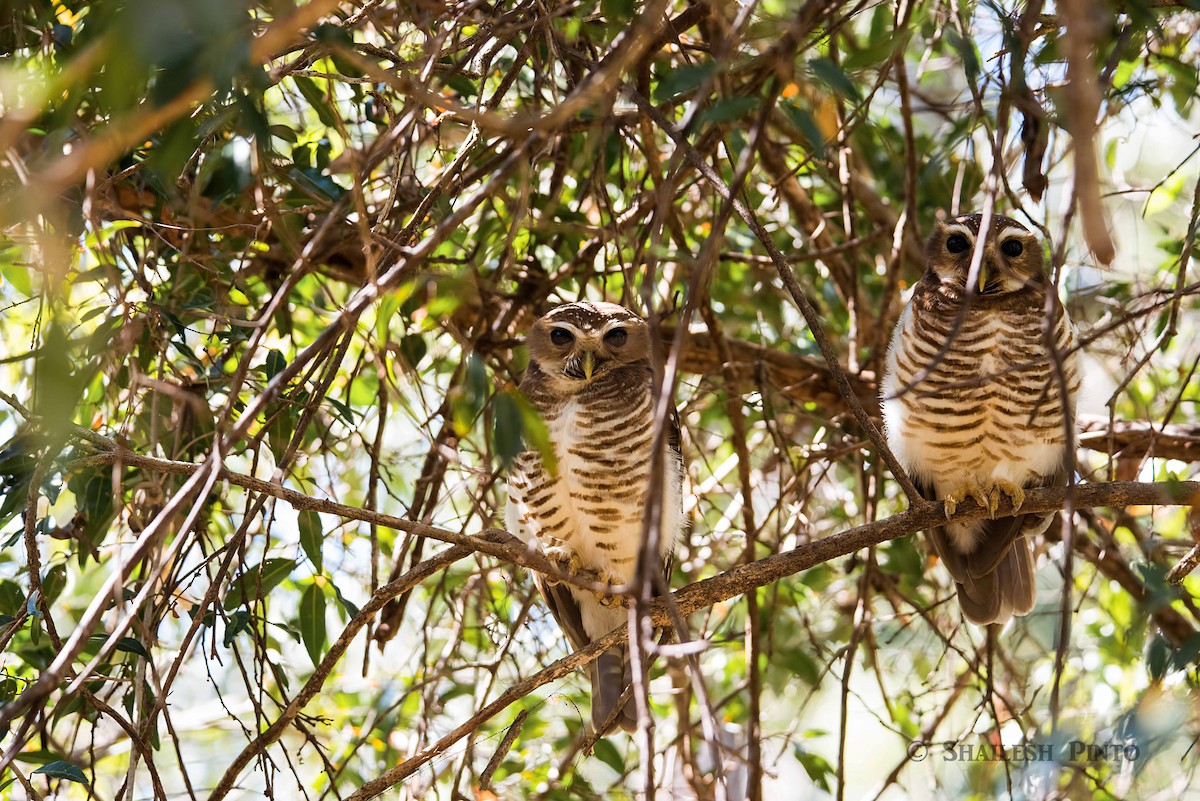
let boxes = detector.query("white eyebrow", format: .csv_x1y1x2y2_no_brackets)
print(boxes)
944,224,975,239
997,229,1030,240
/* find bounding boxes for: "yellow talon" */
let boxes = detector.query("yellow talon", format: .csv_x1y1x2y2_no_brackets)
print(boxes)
970,484,991,515
595,572,624,607
943,477,982,519
987,479,1025,516
544,545,582,585
942,477,1027,519
597,591,622,608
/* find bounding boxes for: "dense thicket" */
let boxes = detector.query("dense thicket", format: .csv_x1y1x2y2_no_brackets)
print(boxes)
2,1,1200,798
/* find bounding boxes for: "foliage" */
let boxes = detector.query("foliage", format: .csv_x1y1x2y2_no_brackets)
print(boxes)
1,0,1200,798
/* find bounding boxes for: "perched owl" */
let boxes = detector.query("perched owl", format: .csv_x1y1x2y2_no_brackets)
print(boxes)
506,301,683,732
882,213,1080,625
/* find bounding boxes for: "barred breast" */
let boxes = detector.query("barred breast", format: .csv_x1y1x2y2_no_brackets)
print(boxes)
882,282,1080,550
505,365,681,637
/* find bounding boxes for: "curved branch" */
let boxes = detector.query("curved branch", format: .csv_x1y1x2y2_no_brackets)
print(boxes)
207,537,492,801
201,479,1196,801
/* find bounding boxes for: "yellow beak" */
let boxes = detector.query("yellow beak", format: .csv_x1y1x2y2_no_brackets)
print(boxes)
582,351,595,381
978,261,990,293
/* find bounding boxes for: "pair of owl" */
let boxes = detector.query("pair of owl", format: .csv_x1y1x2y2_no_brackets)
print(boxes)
506,213,1080,733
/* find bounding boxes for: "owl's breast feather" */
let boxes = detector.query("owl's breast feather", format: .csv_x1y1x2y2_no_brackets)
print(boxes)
882,302,1075,492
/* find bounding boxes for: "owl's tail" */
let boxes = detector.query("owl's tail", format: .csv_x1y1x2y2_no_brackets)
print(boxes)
929,516,1049,625
956,532,1036,625
591,647,637,734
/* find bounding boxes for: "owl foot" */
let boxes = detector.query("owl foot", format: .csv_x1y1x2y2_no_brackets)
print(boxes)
943,477,1025,518
943,477,986,519
981,479,1024,517
567,568,624,607
591,569,626,608
543,545,582,586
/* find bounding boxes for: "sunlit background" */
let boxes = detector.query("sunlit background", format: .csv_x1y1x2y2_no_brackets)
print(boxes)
2,0,1200,798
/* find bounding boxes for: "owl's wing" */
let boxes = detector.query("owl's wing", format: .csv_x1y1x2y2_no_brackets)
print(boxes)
915,476,974,587
668,404,683,470
660,401,684,567
532,572,590,653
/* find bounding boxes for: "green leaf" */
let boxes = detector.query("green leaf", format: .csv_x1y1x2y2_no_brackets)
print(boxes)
264,349,286,379
781,102,827,159
0,579,23,615
778,646,820,685
809,57,859,100
287,166,347,201
793,746,833,792
332,583,360,619
1147,634,1171,680
270,124,299,142
299,510,323,571
0,263,32,296
399,334,427,367
15,750,69,766
32,760,88,783
453,352,489,436
944,29,980,80
601,0,635,21
41,564,67,604
115,637,150,659
843,28,909,71
293,75,339,129
653,62,716,103
34,321,80,442
83,219,141,250
300,580,327,667
327,396,358,426
493,390,526,469
223,609,252,647
513,392,556,476
223,558,297,611
697,96,759,127
267,405,296,462
592,738,625,773
1168,632,1200,672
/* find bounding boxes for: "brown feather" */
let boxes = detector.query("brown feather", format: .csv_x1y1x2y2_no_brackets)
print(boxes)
886,214,1078,625
508,302,683,734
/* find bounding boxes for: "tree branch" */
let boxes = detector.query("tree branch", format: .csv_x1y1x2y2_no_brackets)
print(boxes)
667,330,1200,461
13,0,344,216
351,481,1198,800
200,477,1199,801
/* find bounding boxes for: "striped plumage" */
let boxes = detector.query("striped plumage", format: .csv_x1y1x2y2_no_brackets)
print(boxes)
506,301,682,733
882,213,1081,625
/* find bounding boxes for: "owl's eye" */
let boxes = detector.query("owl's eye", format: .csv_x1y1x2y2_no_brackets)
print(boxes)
604,328,628,347
945,234,971,254
549,328,574,346
1000,239,1024,257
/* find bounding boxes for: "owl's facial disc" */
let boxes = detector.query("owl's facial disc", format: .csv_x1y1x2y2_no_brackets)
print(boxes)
557,326,633,381
928,215,1044,295
529,303,650,384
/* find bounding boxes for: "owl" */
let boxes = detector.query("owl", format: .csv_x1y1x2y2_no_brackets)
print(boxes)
882,213,1081,625
506,301,683,732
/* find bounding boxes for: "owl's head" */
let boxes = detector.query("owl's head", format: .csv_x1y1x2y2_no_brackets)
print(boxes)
527,301,650,383
925,213,1044,295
